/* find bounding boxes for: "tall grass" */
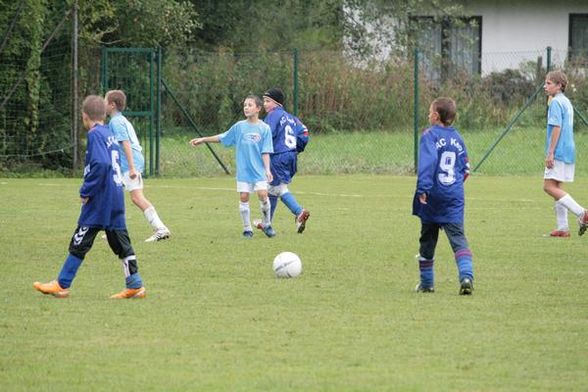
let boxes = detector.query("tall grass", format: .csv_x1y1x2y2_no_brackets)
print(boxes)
159,127,588,178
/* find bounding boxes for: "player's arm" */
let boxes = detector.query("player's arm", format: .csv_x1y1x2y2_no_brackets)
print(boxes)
416,133,437,202
545,125,561,169
79,133,107,201
189,134,221,146
120,140,137,179
262,152,273,183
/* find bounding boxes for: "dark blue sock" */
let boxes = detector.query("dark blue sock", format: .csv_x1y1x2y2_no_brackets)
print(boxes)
269,195,279,220
418,257,434,288
57,254,83,289
126,273,143,289
281,192,302,216
455,249,474,281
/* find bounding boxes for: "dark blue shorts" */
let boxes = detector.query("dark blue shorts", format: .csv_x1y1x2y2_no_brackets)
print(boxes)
270,151,298,186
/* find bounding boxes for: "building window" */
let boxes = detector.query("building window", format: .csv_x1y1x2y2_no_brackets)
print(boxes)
411,16,482,81
569,14,588,60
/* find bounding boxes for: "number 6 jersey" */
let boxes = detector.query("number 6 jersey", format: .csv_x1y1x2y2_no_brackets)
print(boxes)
78,124,126,230
412,125,470,224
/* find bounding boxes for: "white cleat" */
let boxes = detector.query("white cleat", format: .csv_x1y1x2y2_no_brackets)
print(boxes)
145,228,171,242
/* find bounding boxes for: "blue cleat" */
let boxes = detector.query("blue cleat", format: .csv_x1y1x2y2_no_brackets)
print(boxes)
263,225,276,238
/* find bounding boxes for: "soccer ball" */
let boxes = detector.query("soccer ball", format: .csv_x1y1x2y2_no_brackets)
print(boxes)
272,251,302,278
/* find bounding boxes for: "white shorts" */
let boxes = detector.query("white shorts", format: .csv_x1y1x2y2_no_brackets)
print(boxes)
544,160,575,182
236,180,268,193
123,172,144,192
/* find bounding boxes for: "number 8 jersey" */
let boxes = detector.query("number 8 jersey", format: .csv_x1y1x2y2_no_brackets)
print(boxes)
412,125,470,224
78,124,126,230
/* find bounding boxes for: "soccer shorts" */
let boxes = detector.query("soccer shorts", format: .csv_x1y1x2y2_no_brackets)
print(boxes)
122,171,144,192
236,180,269,193
270,151,298,186
68,226,136,265
544,160,575,182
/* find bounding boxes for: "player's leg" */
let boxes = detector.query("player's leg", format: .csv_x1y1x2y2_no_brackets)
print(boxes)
124,172,170,242
276,153,310,232
444,223,474,295
544,162,588,235
552,202,570,237
105,229,145,299
415,222,439,292
238,182,254,237
33,226,100,297
256,182,275,238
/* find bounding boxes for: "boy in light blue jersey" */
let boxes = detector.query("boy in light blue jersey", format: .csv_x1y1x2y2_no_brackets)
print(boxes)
106,90,170,243
412,97,474,295
190,95,275,238
542,71,588,237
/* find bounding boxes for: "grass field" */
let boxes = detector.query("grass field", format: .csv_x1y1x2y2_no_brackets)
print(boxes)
1,175,587,391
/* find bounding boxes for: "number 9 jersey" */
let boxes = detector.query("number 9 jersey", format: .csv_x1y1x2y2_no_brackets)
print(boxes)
412,125,470,224
78,124,126,230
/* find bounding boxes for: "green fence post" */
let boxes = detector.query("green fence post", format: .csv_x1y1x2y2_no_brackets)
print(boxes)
546,46,552,72
156,46,162,175
148,49,155,177
293,48,299,117
413,48,420,174
100,47,108,92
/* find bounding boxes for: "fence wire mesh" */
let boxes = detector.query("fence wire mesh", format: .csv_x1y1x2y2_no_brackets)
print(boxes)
2,12,588,179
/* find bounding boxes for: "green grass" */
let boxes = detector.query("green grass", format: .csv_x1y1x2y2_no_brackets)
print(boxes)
1,175,587,391
158,127,588,177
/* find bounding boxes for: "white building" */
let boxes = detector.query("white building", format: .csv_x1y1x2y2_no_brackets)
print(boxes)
349,0,588,76
461,0,588,73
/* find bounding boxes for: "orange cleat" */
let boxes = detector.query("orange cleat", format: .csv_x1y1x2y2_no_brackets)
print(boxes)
33,280,70,298
110,287,146,299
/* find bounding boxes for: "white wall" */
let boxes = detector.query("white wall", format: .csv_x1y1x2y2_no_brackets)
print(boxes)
464,0,588,73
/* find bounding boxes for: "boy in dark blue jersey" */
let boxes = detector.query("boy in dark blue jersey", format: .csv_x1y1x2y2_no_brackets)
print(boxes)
254,88,310,234
412,97,474,295
33,95,146,299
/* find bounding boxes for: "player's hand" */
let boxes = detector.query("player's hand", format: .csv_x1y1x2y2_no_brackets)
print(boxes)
545,153,555,169
129,167,138,179
266,170,273,183
190,138,203,146
418,193,427,204
81,197,89,204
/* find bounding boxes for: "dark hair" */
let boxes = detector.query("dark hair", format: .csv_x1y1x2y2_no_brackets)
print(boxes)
106,90,127,111
245,94,263,108
546,70,568,92
432,97,457,126
263,88,285,106
82,95,106,121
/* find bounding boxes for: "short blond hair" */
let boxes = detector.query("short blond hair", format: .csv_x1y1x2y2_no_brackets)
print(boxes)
82,95,106,121
546,70,568,92
105,90,127,111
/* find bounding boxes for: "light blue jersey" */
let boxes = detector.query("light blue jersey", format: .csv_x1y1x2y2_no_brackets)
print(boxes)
219,120,273,183
546,93,575,163
109,112,145,173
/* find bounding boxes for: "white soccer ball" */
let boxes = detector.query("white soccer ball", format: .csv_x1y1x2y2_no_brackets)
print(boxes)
273,251,302,278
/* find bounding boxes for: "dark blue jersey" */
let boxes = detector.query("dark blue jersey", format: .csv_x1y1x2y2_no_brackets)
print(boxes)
412,125,470,224
78,124,126,230
264,107,309,154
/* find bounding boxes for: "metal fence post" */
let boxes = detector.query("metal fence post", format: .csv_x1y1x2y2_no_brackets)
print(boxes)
293,48,299,116
72,0,79,171
546,46,552,72
413,48,420,174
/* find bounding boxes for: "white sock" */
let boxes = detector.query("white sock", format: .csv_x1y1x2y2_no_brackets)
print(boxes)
144,206,167,231
260,198,271,226
558,194,585,217
239,201,252,231
554,201,569,231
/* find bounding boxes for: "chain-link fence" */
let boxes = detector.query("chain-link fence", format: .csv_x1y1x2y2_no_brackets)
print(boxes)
2,5,588,179
0,3,78,174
